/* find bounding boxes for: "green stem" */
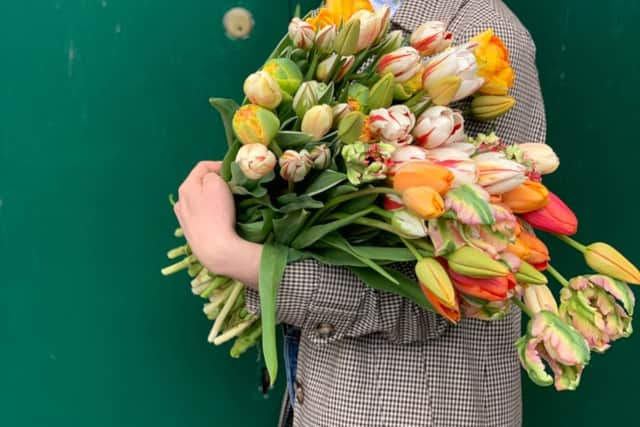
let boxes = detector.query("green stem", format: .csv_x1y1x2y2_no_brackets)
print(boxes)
174,228,184,238
546,264,570,287
201,276,231,298
308,187,401,226
288,181,295,193
371,206,393,220
161,255,197,276
403,89,427,108
556,234,587,253
305,49,320,81
167,244,190,259
512,297,534,318
412,238,435,254
269,140,284,157
401,238,423,261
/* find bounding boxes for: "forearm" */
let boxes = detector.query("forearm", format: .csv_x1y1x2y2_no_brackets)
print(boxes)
212,238,263,289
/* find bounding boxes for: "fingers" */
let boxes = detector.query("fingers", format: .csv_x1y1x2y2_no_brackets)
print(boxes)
179,161,222,199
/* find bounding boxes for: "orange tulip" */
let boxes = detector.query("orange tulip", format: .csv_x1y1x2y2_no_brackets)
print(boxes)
501,180,549,214
402,186,445,219
517,230,550,270
392,161,454,194
416,258,460,323
506,240,531,260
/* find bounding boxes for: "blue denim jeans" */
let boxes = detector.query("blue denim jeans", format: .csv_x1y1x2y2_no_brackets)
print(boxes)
283,324,301,409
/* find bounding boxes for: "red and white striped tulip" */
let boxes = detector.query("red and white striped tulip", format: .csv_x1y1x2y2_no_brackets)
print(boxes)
369,105,415,145
473,151,527,194
377,46,422,83
427,147,478,187
413,106,465,149
422,43,485,102
410,21,453,56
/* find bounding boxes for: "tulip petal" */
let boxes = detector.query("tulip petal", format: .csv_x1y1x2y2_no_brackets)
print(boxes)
445,184,495,225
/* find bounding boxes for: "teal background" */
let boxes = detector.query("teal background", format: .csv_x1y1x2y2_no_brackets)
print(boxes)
0,1,637,426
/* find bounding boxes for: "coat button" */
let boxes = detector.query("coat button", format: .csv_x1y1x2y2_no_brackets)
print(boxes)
314,322,336,338
294,380,304,405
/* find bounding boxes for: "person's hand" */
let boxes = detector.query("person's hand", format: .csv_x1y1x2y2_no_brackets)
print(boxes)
173,161,261,287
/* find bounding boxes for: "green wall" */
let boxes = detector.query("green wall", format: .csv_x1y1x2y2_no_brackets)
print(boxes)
0,1,637,426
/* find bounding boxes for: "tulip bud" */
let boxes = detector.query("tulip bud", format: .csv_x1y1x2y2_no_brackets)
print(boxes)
332,103,353,127
518,143,560,175
392,160,454,194
334,19,360,56
501,180,549,214
391,145,429,164
516,311,590,391
426,75,462,106
292,81,319,117
402,186,446,220
378,46,422,83
473,151,526,194
515,260,548,285
232,104,280,145
309,144,331,169
523,284,558,314
413,106,465,148
415,257,460,322
520,191,578,235
446,246,510,278
316,53,355,82
301,104,333,141
262,58,303,96
391,209,428,239
428,218,466,256
584,242,640,285
449,268,515,301
347,82,370,112
384,193,405,211
517,231,550,270
348,6,389,52
235,143,277,180
423,44,485,102
243,71,283,109
471,95,516,121
288,17,315,49
376,30,404,55
410,21,453,56
315,24,336,54
279,149,313,182
368,73,395,110
337,111,365,144
368,105,415,145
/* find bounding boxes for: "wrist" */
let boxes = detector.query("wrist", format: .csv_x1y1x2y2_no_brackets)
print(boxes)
212,236,263,288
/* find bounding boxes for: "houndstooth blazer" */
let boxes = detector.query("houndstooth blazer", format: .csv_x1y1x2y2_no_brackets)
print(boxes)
246,1,547,426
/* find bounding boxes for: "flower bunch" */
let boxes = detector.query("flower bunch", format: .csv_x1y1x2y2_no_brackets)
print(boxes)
162,0,638,390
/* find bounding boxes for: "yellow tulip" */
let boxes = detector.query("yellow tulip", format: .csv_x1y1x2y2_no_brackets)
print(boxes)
585,242,640,285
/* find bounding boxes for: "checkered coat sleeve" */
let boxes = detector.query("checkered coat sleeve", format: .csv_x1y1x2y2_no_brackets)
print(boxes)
245,1,547,426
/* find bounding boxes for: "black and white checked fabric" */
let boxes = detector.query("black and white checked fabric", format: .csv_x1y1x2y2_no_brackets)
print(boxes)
245,1,547,425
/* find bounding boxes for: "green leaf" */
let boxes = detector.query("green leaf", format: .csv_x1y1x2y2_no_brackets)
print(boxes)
221,139,242,182
273,209,311,245
327,184,359,199
276,194,324,212
236,209,273,243
340,194,379,214
320,234,398,284
291,207,375,249
318,82,335,104
209,98,240,149
304,170,347,197
228,163,274,198
349,267,435,312
259,244,289,386
275,131,313,149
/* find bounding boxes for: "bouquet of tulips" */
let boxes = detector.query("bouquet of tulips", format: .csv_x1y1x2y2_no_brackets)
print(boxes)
162,0,640,391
